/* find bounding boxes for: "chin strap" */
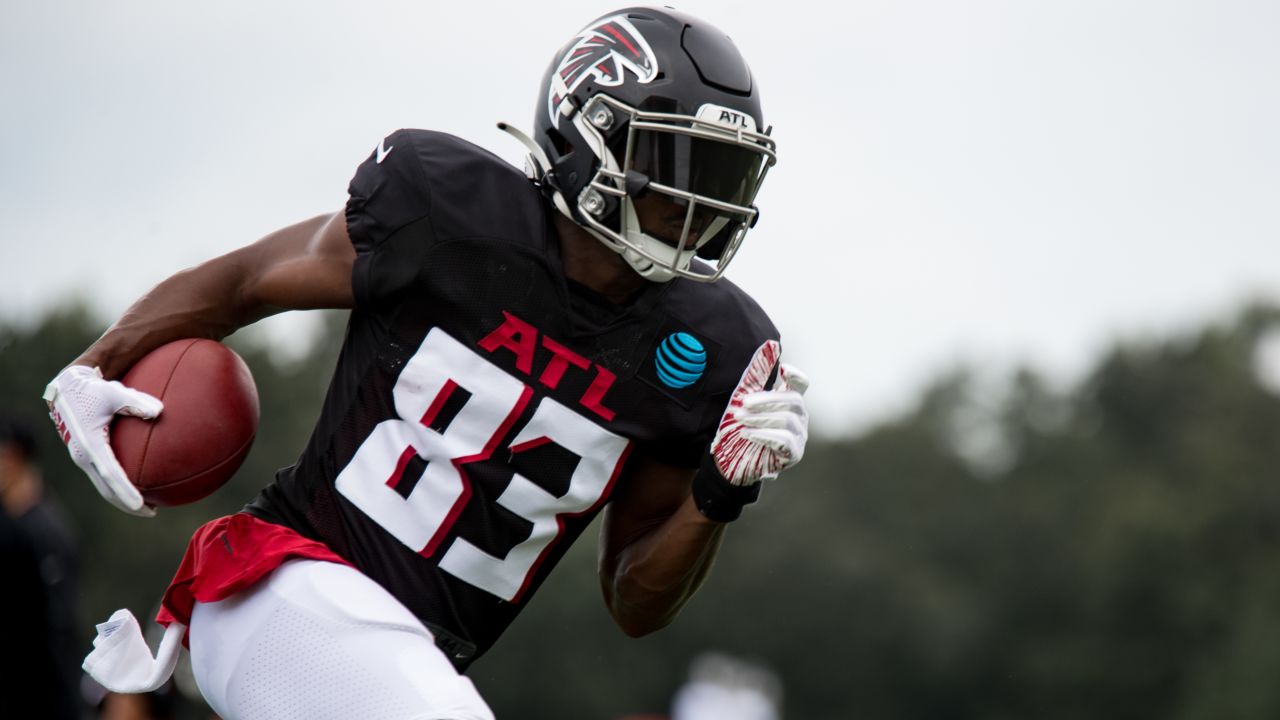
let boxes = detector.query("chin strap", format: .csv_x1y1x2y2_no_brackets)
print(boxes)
496,121,694,284
496,121,570,213
83,609,185,694
496,122,579,222
496,122,553,178
496,121,637,261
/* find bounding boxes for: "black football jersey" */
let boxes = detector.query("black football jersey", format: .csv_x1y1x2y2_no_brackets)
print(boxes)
246,129,779,669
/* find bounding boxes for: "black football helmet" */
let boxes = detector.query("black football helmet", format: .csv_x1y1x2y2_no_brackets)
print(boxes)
500,7,777,282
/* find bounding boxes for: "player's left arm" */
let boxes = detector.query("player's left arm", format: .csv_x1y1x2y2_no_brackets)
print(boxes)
599,346,810,637
598,455,723,638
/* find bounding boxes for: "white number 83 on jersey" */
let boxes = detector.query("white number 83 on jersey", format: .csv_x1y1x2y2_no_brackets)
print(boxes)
336,328,630,602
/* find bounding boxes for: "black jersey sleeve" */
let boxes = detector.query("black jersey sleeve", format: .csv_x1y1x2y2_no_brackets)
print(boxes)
345,129,435,310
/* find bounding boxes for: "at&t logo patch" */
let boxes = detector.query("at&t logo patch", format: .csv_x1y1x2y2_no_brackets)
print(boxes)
655,332,707,389
640,320,719,407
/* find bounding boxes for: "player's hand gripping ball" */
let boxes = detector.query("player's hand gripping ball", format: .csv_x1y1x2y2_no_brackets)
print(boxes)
44,339,259,514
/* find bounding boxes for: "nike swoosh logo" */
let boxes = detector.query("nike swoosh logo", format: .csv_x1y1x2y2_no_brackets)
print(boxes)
376,138,394,164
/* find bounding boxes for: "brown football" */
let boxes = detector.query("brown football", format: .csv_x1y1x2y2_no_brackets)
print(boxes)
110,339,259,506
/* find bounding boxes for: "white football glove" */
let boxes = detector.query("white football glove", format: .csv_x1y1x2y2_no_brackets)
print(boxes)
43,365,163,517
710,340,810,486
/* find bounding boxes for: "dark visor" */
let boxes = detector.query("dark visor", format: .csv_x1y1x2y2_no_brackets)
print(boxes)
628,129,764,209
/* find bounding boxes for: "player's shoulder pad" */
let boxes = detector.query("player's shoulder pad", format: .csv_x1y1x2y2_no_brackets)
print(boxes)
661,273,780,394
348,129,542,251
346,130,549,310
346,128,434,257
409,131,543,244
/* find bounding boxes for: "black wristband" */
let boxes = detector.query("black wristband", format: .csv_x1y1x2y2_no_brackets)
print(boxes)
691,451,762,522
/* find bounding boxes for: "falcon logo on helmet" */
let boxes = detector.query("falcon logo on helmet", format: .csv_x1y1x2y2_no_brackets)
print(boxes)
548,15,659,128
498,7,777,284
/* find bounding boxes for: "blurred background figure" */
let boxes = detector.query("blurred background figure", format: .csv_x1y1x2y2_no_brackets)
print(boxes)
0,506,65,716
671,653,783,720
1,414,85,719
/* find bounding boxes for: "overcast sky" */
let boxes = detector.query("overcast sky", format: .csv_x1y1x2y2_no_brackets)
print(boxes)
2,0,1278,434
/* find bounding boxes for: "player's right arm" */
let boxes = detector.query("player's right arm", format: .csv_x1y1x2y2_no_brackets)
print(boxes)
76,211,355,379
45,211,354,515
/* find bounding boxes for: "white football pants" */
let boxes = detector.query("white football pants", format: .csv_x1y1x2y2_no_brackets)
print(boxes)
188,559,494,720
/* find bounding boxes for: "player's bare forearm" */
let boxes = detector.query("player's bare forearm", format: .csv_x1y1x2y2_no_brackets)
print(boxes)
601,494,725,637
75,212,354,378
599,454,729,637
77,261,269,378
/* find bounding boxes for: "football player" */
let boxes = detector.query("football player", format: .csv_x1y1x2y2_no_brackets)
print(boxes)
45,7,809,718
